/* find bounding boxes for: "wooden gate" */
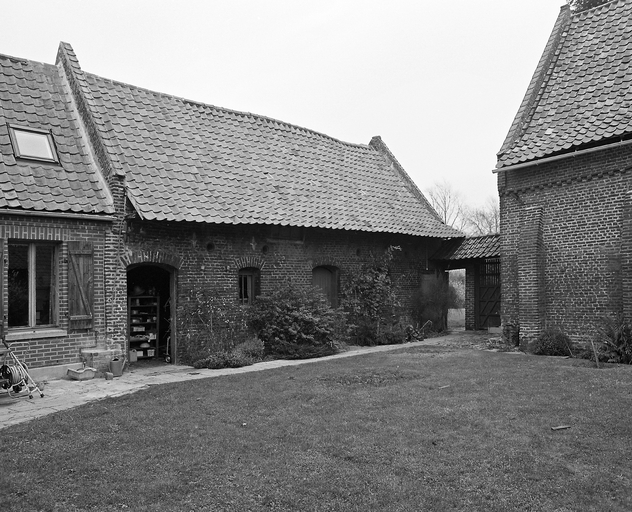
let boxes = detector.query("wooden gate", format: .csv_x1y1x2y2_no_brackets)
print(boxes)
475,258,500,328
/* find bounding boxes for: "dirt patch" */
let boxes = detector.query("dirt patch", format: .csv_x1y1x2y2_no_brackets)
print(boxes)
318,368,424,387
425,331,519,352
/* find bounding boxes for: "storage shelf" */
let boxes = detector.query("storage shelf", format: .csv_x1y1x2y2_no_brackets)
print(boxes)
128,296,159,360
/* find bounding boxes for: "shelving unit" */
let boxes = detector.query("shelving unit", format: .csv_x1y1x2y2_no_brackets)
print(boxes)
128,296,159,360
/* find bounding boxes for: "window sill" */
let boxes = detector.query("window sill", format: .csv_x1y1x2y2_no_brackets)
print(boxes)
6,328,68,342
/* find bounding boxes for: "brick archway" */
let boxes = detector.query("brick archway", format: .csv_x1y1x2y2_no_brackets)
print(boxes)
121,249,184,270
233,255,266,271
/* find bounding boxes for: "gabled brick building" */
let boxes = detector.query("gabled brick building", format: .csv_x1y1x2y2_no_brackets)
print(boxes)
1,43,460,372
0,53,118,374
496,0,632,346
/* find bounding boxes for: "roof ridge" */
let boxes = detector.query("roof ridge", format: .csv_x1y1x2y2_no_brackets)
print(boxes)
83,71,372,151
570,0,622,17
0,52,29,64
54,56,115,211
496,5,571,165
56,42,124,179
0,53,60,72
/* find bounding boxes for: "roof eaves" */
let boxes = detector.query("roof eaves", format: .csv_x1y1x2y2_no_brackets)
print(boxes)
431,234,500,261
493,134,632,173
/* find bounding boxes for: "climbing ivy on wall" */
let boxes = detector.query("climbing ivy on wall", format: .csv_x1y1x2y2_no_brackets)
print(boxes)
340,246,403,345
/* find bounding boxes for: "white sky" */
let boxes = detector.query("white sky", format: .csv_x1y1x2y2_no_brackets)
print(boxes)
1,0,564,208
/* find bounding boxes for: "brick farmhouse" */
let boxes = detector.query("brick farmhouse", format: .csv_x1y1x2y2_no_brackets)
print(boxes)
496,0,632,346
0,43,460,373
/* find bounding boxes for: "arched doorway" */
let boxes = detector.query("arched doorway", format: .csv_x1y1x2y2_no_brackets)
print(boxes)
127,264,175,363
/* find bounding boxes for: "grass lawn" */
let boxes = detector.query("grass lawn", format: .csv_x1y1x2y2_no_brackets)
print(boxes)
2,343,632,511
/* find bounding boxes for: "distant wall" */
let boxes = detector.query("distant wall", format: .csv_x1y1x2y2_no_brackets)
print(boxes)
126,222,445,361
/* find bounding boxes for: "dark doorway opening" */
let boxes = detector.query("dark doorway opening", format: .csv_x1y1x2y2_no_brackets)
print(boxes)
127,265,173,363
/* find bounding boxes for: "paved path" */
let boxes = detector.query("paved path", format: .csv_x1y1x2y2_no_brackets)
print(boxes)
0,332,487,430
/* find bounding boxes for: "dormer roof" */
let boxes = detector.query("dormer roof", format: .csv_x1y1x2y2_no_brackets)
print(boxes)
0,53,114,215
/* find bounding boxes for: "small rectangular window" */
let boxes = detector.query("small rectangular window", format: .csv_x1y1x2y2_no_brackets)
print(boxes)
8,125,59,163
8,242,58,328
238,268,260,305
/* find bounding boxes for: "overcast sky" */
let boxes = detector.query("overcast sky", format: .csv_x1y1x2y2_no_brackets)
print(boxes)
1,1,565,208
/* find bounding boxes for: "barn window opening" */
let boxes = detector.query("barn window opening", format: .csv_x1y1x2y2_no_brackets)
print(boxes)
8,125,59,163
238,267,260,305
8,242,58,328
312,266,339,307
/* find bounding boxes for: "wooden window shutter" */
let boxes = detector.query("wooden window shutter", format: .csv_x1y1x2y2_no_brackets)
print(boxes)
68,241,94,329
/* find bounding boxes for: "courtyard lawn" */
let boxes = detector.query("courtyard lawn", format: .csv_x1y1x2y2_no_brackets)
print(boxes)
2,344,631,511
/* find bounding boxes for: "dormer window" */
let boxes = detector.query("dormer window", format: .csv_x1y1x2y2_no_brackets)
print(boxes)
8,125,58,163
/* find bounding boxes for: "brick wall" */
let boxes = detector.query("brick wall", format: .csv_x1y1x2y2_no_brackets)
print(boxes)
125,221,444,362
0,215,111,368
499,144,632,345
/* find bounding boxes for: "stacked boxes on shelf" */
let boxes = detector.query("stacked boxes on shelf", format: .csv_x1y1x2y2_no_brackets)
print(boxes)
128,296,159,360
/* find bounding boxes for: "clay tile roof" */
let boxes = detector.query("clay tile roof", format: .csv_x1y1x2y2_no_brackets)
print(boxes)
0,53,114,215
497,0,632,168
431,234,500,262
69,59,460,238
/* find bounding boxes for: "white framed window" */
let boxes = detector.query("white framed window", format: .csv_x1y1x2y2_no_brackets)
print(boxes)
8,125,59,163
8,242,59,328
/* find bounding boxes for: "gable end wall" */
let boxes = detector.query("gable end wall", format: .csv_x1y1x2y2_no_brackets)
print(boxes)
498,144,632,345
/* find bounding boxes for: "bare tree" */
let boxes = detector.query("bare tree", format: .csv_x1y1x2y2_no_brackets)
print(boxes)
464,196,499,236
425,180,468,232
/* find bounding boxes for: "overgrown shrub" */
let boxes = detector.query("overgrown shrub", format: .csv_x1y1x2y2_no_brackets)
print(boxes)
532,328,573,356
341,246,402,346
594,314,632,364
247,283,344,359
178,286,250,365
502,320,520,347
378,328,407,345
193,338,265,369
410,276,458,332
